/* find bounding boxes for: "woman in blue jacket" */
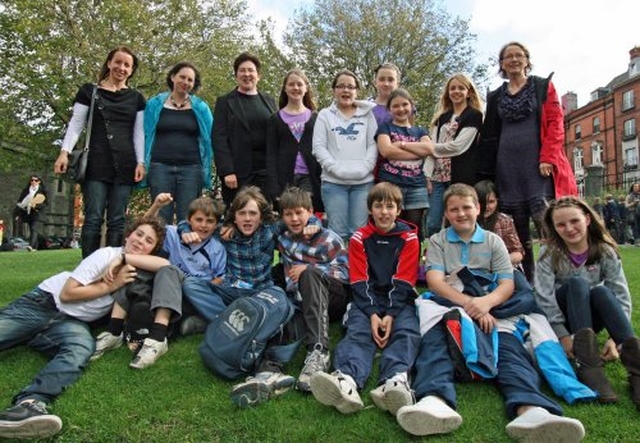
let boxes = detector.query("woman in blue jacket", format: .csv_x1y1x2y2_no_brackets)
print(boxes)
144,62,213,224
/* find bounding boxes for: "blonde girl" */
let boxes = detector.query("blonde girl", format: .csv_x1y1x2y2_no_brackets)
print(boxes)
425,73,483,236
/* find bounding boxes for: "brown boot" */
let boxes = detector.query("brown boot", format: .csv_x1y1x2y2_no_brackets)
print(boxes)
573,328,618,403
620,336,640,409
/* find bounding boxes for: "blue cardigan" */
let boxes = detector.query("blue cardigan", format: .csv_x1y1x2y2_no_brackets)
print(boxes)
143,92,214,189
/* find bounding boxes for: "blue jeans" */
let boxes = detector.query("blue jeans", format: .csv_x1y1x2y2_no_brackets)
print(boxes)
412,326,562,419
333,305,420,389
427,181,449,236
321,181,373,241
556,277,635,344
148,162,203,224
0,289,95,404
81,179,132,238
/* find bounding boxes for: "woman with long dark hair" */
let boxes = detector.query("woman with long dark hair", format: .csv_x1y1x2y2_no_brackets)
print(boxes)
55,46,146,258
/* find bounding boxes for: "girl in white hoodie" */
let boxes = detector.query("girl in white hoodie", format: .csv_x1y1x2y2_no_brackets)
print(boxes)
312,70,378,241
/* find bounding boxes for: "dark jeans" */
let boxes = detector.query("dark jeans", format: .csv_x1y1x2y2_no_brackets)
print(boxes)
148,162,203,224
296,267,351,350
556,277,635,344
0,289,95,404
221,170,267,207
412,326,562,419
500,199,547,282
81,179,132,240
12,207,40,248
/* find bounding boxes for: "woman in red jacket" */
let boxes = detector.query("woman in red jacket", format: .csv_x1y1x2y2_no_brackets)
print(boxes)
477,41,576,282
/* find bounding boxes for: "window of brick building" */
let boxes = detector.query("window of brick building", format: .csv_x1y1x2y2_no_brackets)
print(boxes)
593,116,600,133
624,119,636,139
625,147,638,169
575,124,581,140
623,90,635,111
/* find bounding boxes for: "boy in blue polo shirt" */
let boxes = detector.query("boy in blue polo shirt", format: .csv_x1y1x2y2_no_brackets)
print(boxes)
396,183,586,441
147,193,227,335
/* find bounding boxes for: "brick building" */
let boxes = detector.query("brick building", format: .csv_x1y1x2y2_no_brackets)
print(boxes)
563,47,640,195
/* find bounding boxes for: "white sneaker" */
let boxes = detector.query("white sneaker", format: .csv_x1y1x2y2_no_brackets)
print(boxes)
505,407,585,442
369,377,414,416
309,370,364,414
396,395,462,436
91,332,123,361
129,338,168,369
230,371,296,408
297,347,330,392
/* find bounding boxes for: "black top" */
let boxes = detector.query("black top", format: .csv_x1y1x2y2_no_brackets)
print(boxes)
151,108,200,165
75,83,146,185
433,106,483,185
265,111,323,211
212,89,277,180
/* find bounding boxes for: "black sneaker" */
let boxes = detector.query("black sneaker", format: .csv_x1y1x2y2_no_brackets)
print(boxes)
0,400,62,439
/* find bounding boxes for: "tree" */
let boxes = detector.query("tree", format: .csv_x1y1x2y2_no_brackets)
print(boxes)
283,0,487,125
0,0,251,171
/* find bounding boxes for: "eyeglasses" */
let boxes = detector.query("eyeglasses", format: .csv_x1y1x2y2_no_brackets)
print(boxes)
334,84,357,91
30,178,40,183
502,53,527,61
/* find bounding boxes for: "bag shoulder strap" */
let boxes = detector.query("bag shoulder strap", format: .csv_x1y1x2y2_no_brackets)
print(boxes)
83,85,98,152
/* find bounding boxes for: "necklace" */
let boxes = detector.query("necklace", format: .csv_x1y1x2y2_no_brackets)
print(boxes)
170,94,190,109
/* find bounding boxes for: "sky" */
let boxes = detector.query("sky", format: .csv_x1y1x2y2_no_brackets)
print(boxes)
246,0,639,108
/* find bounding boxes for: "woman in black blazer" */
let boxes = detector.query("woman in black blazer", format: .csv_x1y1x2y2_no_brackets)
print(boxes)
213,52,277,205
265,69,323,212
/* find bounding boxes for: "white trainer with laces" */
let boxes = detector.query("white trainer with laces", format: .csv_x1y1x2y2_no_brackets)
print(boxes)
91,331,123,361
309,370,364,414
369,377,414,416
230,371,296,408
396,395,462,436
505,406,585,442
129,337,168,369
297,346,330,392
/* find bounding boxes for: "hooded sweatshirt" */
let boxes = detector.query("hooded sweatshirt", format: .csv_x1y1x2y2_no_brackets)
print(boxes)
312,100,378,185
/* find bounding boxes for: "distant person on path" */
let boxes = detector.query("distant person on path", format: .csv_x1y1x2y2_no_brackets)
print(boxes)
624,182,640,245
12,175,48,250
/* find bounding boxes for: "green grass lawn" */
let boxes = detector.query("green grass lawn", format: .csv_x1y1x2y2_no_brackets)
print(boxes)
1,248,639,442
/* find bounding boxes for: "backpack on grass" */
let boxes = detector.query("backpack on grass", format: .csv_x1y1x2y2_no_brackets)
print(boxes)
199,287,302,380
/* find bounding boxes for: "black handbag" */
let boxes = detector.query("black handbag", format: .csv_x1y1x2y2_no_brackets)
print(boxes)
66,85,97,183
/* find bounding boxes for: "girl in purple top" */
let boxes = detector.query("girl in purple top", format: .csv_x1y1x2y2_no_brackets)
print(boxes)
266,69,323,212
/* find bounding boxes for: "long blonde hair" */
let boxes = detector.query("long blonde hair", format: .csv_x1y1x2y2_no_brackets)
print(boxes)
431,73,483,126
